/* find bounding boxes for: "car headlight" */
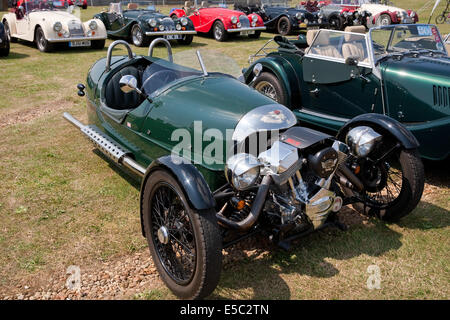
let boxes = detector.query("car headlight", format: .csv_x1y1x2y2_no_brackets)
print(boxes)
354,11,359,18
304,18,309,24
149,18,157,27
345,126,382,157
63,30,70,38
53,22,62,32
180,17,188,26
231,15,238,24
237,22,242,28
176,23,182,31
410,11,415,17
225,153,261,191
318,13,323,19
396,11,402,17
159,24,165,31
89,20,97,30
252,15,258,22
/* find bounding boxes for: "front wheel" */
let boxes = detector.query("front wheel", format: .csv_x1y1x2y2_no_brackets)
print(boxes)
90,39,105,50
376,14,391,26
344,148,424,222
142,170,223,299
435,14,447,24
177,34,194,45
213,21,228,41
248,31,261,39
3,21,16,43
329,16,342,30
277,16,292,35
131,24,149,47
253,72,287,105
35,27,53,52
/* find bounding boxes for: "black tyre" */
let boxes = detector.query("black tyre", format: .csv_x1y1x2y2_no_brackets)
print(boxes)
131,24,149,47
212,21,228,41
35,26,53,52
90,39,105,49
344,148,424,222
248,30,261,39
142,170,222,299
0,41,9,57
177,34,194,45
329,16,342,30
253,71,287,105
376,13,391,26
277,16,291,36
171,14,178,20
4,21,17,43
435,14,447,24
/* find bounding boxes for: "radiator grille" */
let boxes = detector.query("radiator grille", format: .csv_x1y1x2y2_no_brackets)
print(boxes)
239,15,250,28
68,20,84,37
433,85,450,107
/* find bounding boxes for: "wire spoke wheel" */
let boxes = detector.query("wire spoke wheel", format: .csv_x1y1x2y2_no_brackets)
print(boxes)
132,25,143,46
255,80,278,101
150,183,196,285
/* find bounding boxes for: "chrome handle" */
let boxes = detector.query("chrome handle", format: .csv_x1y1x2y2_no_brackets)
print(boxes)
148,38,173,63
105,40,134,72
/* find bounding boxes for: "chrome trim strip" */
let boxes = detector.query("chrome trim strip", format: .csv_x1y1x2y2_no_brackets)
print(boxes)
298,108,349,123
145,30,197,36
227,26,266,33
47,36,106,43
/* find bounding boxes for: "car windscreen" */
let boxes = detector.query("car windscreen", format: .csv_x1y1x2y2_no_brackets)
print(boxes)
261,0,289,7
370,25,447,60
121,1,157,12
309,30,370,64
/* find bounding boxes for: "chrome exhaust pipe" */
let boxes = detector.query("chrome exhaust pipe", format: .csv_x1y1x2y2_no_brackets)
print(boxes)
63,112,146,177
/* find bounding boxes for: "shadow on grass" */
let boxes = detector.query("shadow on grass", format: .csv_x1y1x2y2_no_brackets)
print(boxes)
3,51,29,59
212,199,449,299
422,158,450,188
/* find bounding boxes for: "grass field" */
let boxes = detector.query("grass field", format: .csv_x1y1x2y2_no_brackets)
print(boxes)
0,1,449,300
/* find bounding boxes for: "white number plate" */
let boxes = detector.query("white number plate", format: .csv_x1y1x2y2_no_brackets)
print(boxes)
164,35,182,40
240,30,255,36
69,40,91,47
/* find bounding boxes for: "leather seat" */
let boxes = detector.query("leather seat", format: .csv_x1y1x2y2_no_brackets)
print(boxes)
127,3,138,10
342,26,367,62
308,30,342,58
105,66,143,110
200,1,209,8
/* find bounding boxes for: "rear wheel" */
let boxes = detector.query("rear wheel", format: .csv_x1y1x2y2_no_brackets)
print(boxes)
0,40,9,57
35,27,53,52
90,39,105,50
253,72,287,105
344,148,424,222
277,16,291,36
131,24,149,47
213,21,227,41
177,34,194,45
142,170,222,299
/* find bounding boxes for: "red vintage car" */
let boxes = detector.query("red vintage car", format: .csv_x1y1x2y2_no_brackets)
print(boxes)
67,0,88,9
170,1,265,41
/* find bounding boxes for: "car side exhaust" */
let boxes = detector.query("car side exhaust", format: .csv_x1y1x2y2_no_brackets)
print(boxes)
63,112,146,177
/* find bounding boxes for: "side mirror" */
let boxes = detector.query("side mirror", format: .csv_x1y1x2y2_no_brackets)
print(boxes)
345,56,359,66
119,75,140,94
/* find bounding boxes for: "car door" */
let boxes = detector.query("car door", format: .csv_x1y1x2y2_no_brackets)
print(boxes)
301,29,383,122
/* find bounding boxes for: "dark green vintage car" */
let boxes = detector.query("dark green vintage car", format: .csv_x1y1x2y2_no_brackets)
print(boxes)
95,1,196,46
64,39,424,299
245,24,450,160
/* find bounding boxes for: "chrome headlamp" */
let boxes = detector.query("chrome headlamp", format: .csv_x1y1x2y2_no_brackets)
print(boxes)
318,13,324,19
159,24,165,31
353,11,359,18
149,18,157,27
53,22,62,32
252,15,258,22
345,126,382,157
89,20,97,30
176,23,182,30
410,11,415,17
225,153,261,191
180,17,188,26
231,15,238,24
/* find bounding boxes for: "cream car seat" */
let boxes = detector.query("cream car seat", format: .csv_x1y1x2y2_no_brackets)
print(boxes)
308,30,342,58
200,1,209,8
342,26,367,62
127,3,138,10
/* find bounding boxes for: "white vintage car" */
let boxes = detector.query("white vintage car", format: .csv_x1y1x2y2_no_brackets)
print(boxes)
2,0,107,52
328,1,418,26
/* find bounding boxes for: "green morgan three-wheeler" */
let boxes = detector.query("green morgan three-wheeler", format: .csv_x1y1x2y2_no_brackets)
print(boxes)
245,24,450,161
64,38,425,299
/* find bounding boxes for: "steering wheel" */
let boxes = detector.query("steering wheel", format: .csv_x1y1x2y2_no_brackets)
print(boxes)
141,70,179,95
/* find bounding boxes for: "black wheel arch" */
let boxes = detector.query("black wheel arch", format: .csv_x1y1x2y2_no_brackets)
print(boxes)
139,155,216,236
337,113,420,149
